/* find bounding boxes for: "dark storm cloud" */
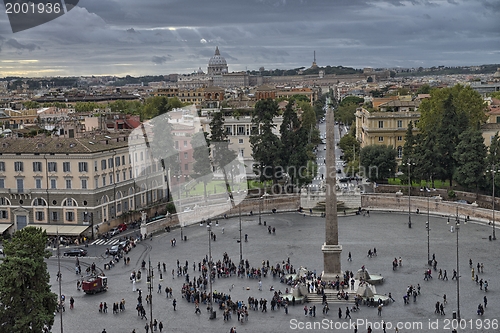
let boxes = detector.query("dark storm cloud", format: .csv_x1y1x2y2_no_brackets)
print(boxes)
5,38,38,51
0,0,498,76
151,55,170,65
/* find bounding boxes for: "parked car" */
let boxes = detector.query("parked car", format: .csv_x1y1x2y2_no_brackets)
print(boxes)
118,239,130,250
118,223,128,232
63,248,87,257
109,227,120,237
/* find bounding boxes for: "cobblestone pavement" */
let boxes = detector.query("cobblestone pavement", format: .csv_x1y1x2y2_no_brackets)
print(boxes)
48,211,500,333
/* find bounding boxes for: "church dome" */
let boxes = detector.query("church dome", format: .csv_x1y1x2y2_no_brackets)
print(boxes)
494,68,500,78
208,46,227,66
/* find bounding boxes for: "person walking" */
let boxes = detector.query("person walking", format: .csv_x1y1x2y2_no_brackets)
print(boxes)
144,323,149,333
173,298,177,311
345,306,351,319
377,304,382,316
338,307,342,319
158,321,163,332
484,296,487,308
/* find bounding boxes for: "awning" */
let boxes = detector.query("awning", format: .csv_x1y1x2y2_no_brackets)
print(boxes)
0,224,13,234
28,224,90,236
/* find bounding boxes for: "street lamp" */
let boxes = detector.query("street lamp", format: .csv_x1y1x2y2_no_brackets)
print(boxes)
448,205,466,321
404,158,416,228
426,195,430,265
486,166,498,240
239,204,242,262
147,258,154,331
207,224,215,319
258,194,262,225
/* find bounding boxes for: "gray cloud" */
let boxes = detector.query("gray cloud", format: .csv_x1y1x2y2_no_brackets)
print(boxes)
5,38,38,51
0,0,497,76
151,55,170,65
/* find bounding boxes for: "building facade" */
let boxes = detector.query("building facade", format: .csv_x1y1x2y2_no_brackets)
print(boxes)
0,133,165,235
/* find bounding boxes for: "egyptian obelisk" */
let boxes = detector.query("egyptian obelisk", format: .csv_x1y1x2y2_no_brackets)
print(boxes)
321,103,342,280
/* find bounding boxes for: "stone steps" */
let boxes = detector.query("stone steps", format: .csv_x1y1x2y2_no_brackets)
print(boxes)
306,292,356,304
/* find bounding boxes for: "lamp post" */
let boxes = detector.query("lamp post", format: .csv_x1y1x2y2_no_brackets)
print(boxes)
56,227,63,333
239,204,242,262
207,224,215,319
258,194,262,225
405,158,415,228
448,205,466,321
147,258,154,331
487,166,498,240
426,195,430,264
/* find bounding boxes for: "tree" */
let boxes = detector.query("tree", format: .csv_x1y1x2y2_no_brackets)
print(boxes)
417,84,432,95
413,132,440,188
340,96,364,107
250,99,282,184
191,131,212,201
335,102,358,126
417,84,487,185
338,133,359,164
279,101,311,188
209,111,238,205
486,132,500,195
0,227,57,332
453,128,487,193
360,145,397,182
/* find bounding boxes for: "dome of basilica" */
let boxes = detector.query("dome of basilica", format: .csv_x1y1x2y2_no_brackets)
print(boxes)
208,46,227,66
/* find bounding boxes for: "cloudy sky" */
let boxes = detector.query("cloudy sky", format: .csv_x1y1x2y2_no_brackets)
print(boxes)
0,0,498,77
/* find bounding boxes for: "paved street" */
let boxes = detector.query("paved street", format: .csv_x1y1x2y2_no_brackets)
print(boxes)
48,211,499,333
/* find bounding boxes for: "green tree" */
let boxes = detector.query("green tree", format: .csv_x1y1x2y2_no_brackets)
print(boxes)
360,145,397,181
453,128,487,193
191,131,212,200
0,227,57,332
340,96,364,107
23,101,40,109
75,102,100,113
250,99,282,184
413,132,440,188
417,84,432,95
279,101,310,187
338,133,359,164
486,132,500,196
209,111,237,205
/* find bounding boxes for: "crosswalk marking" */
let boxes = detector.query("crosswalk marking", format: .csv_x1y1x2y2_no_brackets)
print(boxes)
90,238,120,246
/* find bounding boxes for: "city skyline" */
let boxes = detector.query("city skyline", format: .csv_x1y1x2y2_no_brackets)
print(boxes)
0,0,499,77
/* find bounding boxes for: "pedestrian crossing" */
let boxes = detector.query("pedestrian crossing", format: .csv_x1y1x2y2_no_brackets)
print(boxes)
90,238,121,246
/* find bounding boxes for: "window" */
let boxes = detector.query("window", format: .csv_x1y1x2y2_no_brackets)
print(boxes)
101,160,107,170
185,163,188,170
225,126,232,135
122,155,125,165
184,152,188,159
129,169,132,179
51,211,58,221
33,162,42,172
109,174,113,184
65,179,72,189
34,198,46,206
0,178,4,189
0,162,5,171
79,162,88,172
237,126,245,135
66,211,74,221
123,171,126,181
50,178,57,189
65,198,74,206
115,156,121,167
108,158,114,168
140,152,144,161
81,179,87,189
14,161,23,172
94,161,98,172
102,176,106,186
0,210,7,219
16,179,24,193
378,137,384,142
397,146,403,159
378,121,384,129
238,139,244,144
94,177,99,189
184,140,187,147
35,211,44,221
174,141,179,150
116,173,120,183
134,152,138,162
397,120,403,128
35,178,42,189
63,162,71,172
397,136,403,141
48,162,57,172
240,149,244,157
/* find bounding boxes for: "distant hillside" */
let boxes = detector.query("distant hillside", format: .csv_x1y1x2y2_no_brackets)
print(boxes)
395,64,500,77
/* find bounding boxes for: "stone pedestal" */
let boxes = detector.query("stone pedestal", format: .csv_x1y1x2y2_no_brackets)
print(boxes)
321,243,343,280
